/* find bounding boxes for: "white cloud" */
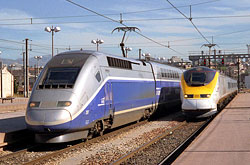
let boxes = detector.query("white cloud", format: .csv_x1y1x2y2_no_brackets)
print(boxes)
212,7,233,12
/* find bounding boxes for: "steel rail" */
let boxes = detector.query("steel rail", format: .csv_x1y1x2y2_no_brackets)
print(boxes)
23,120,148,165
158,92,236,164
158,117,213,165
0,144,41,162
111,121,187,165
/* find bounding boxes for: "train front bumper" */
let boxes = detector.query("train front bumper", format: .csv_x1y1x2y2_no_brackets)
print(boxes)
25,109,72,132
182,98,217,118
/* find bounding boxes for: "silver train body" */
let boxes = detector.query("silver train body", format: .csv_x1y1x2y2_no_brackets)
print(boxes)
181,67,238,118
25,50,184,143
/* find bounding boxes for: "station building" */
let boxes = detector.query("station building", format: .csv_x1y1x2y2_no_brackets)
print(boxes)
0,67,14,98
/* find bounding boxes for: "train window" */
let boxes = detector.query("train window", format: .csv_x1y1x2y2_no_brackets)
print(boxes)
170,70,173,78
167,71,170,78
39,67,80,89
184,67,216,86
95,71,101,82
116,59,119,67
37,53,91,89
46,53,90,68
121,60,125,68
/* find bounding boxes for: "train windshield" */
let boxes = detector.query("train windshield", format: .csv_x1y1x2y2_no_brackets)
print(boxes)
38,53,90,89
42,67,80,85
184,67,216,86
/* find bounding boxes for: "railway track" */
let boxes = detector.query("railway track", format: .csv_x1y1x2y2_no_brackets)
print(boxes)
111,118,212,165
159,117,213,164
111,121,187,165
0,120,148,165
0,111,210,165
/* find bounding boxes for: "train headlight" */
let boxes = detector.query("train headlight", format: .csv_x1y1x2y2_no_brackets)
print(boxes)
57,101,72,107
29,102,40,108
184,94,193,98
200,94,211,98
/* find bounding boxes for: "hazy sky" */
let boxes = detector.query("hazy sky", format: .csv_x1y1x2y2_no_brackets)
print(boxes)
1,0,250,60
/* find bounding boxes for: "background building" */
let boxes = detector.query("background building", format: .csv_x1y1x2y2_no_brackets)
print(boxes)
0,67,14,98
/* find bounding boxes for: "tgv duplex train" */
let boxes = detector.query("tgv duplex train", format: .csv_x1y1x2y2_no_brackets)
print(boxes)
181,66,237,118
25,50,184,143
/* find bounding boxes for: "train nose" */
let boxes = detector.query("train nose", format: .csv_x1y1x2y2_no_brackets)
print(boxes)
25,109,72,131
182,99,197,110
182,98,216,110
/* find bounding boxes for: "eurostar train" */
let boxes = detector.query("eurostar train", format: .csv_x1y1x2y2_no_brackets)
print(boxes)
181,66,237,118
25,50,184,143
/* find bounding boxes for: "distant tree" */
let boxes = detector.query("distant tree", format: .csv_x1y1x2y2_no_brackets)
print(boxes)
14,79,18,94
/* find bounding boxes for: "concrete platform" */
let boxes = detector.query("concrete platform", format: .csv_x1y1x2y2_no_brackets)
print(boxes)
0,111,28,148
0,98,30,148
0,97,28,114
173,93,250,165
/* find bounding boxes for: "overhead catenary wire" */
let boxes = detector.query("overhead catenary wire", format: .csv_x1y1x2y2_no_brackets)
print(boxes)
65,0,184,55
3,14,250,26
166,0,211,44
122,0,221,15
3,0,250,58
0,0,221,22
0,38,25,45
2,25,250,51
0,46,22,51
0,46,50,55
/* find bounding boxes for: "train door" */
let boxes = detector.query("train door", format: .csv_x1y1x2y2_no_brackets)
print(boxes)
104,82,114,118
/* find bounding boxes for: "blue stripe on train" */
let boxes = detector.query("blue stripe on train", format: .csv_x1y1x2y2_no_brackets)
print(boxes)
29,79,180,132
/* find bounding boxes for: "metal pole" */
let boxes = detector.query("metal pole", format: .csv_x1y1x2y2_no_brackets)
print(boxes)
0,59,2,98
11,68,12,97
201,51,204,66
139,49,141,60
214,49,216,69
237,56,240,91
52,30,54,57
37,59,38,80
96,42,99,51
25,38,29,98
23,52,26,97
35,61,37,81
121,32,127,58
208,46,211,68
